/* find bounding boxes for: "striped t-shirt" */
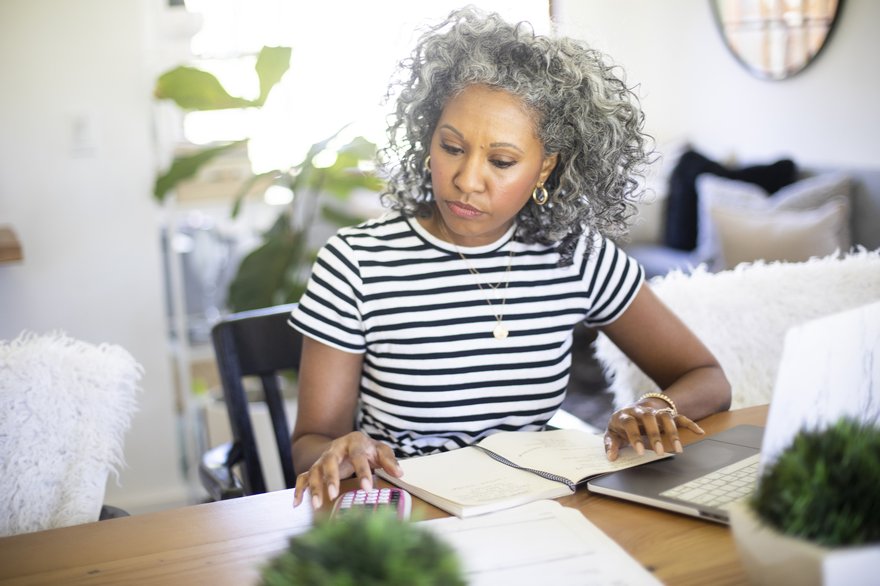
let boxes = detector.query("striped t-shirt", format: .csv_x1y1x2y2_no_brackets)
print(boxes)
289,212,644,457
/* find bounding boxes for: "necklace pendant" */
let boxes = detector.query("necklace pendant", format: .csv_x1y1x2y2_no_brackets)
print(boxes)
493,322,509,339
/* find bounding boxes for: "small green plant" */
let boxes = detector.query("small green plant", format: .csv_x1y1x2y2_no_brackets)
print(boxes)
259,512,466,586
749,417,880,547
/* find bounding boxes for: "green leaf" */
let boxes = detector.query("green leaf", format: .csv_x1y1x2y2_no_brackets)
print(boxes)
227,214,307,311
254,46,292,106
153,140,247,202
300,126,351,168
227,235,299,311
301,136,383,197
320,204,367,228
322,170,384,198
337,135,379,160
154,66,254,111
230,171,279,218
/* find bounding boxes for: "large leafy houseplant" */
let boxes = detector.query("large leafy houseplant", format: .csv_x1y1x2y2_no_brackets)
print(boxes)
153,46,383,311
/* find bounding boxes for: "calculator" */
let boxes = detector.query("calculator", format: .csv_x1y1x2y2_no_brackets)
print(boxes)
330,487,412,520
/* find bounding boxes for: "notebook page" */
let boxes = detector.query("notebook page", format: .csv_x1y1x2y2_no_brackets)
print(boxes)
478,428,666,483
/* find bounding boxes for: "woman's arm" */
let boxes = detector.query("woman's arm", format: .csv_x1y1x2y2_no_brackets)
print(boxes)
598,283,731,460
291,336,401,508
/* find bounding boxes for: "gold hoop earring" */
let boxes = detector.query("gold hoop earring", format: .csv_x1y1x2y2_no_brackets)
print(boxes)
424,155,431,173
532,184,549,206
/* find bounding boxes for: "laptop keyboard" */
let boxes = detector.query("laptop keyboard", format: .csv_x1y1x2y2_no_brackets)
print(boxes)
660,453,761,511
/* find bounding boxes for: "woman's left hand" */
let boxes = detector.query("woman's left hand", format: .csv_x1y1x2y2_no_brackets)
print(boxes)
604,399,704,461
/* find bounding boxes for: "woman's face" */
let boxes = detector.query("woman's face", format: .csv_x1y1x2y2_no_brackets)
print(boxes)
427,84,558,247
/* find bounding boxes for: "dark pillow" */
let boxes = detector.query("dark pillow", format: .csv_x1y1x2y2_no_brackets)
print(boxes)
663,150,797,251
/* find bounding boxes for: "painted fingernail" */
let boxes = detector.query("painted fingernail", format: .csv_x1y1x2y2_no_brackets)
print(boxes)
311,494,321,509
674,440,683,453
655,441,664,454
328,484,338,500
635,441,645,455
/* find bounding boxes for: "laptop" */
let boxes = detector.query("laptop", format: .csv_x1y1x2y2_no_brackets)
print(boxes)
587,425,762,523
587,300,880,525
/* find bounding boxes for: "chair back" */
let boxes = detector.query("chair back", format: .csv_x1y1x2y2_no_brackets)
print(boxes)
210,303,302,496
0,332,140,536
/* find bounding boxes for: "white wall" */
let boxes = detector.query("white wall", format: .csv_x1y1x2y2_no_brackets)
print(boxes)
554,0,880,169
0,0,189,512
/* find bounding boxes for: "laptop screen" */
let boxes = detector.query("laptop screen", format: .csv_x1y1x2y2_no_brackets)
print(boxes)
760,300,880,471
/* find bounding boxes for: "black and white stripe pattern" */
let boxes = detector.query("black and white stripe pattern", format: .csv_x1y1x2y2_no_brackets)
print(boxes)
290,212,643,457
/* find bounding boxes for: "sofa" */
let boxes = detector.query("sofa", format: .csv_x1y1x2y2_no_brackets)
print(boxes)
622,145,880,278
586,146,880,411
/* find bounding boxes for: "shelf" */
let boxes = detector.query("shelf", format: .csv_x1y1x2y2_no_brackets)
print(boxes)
0,226,23,263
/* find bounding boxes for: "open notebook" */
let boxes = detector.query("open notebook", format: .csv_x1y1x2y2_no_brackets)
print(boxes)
588,300,880,524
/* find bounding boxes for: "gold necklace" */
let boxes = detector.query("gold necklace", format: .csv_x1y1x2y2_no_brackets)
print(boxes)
438,220,515,340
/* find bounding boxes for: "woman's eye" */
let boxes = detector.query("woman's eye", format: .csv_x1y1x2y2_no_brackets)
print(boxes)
440,143,462,155
492,159,515,169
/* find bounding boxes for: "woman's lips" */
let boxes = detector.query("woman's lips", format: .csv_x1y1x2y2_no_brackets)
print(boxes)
446,200,483,218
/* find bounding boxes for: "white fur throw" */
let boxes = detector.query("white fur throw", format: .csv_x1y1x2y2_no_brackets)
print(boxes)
594,249,880,410
0,332,142,536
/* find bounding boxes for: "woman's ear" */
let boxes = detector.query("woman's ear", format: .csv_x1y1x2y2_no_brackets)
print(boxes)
540,153,559,183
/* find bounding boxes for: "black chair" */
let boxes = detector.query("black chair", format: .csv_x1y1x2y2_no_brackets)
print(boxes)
200,303,303,501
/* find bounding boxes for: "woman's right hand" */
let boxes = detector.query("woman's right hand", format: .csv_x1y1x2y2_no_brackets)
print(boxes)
292,431,402,509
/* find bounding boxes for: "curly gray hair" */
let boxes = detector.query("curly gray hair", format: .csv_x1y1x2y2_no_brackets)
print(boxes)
379,6,653,261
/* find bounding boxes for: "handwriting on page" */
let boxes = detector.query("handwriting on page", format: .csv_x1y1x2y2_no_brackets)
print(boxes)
396,442,561,506
444,476,557,505
480,430,659,481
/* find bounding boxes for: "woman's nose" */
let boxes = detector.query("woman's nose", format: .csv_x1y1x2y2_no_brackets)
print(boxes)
453,155,486,194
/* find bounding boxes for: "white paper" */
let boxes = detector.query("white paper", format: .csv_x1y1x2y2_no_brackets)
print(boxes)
420,500,660,586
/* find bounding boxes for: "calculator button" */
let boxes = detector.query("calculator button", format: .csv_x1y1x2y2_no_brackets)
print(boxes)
331,488,412,520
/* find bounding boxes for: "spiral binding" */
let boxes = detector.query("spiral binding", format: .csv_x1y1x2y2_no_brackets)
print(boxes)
474,445,576,492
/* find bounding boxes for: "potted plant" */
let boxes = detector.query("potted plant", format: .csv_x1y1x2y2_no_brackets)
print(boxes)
729,417,880,586
259,512,466,586
153,46,383,312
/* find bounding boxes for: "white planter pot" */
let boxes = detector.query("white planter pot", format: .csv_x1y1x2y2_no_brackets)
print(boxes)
729,501,880,586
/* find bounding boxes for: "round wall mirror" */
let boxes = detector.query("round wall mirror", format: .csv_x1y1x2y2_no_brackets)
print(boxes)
712,0,843,81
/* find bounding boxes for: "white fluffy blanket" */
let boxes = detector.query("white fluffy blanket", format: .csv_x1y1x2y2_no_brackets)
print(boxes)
594,249,880,410
0,332,142,536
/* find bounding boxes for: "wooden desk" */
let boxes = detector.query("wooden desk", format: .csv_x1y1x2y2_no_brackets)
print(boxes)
0,405,767,585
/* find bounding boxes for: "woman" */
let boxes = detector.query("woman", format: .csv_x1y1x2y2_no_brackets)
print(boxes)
291,7,730,509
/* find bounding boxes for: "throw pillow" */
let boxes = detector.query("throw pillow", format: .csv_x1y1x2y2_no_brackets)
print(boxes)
663,149,797,252
695,172,853,269
627,139,690,246
710,197,850,269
